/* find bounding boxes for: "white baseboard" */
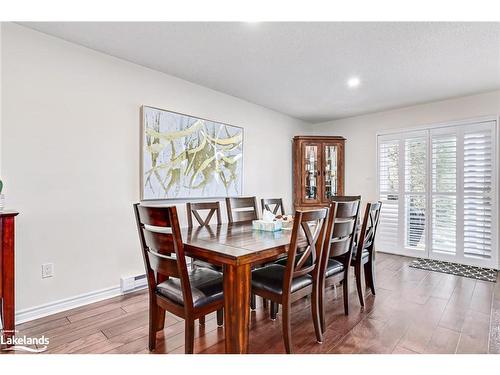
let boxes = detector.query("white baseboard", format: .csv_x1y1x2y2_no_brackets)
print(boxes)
15,284,146,325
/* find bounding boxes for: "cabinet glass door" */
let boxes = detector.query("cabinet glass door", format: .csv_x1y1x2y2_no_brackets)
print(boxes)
303,144,320,202
324,144,338,200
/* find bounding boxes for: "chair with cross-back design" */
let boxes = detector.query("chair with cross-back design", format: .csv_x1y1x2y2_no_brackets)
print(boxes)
318,198,360,332
225,196,259,223
251,208,328,353
261,198,285,216
225,197,275,313
350,201,382,307
186,202,224,274
133,204,224,353
186,202,222,228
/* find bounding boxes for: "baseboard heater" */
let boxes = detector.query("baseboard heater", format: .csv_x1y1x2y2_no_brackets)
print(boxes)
120,273,147,293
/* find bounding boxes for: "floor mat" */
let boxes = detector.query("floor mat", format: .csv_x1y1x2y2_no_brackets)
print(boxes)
409,258,497,282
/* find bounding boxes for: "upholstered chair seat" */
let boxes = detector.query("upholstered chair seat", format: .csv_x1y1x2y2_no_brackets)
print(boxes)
251,264,313,295
156,267,223,308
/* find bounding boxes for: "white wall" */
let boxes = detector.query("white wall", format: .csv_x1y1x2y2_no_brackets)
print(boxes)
1,23,308,314
313,90,500,201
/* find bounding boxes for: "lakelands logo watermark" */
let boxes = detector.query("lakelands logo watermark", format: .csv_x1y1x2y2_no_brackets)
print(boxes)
1,330,49,353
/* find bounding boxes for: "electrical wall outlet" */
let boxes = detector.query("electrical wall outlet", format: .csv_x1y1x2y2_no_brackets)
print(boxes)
42,263,54,279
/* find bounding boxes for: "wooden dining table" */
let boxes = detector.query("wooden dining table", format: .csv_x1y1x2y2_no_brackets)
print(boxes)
181,221,294,354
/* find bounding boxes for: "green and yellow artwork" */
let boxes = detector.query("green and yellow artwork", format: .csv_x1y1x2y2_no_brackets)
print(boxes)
141,106,243,200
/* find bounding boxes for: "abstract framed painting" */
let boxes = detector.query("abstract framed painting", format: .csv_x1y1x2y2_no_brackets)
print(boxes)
140,106,244,200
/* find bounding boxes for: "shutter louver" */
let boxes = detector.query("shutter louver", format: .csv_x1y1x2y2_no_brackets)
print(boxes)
378,139,400,252
463,128,493,259
404,137,426,251
431,134,457,254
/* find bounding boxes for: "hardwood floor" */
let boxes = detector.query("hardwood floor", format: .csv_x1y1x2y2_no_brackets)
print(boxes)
9,253,500,354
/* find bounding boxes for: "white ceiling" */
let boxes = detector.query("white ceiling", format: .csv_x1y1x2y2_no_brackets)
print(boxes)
19,22,500,123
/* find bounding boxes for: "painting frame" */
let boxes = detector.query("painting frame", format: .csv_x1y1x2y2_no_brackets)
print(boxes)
140,105,244,201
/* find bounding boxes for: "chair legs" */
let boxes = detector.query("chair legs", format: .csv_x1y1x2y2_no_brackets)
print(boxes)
185,319,195,354
256,288,322,353
353,257,376,307
270,302,278,320
311,284,323,344
216,308,224,327
318,275,349,336
281,303,292,354
342,276,350,315
354,265,365,307
250,294,270,312
157,306,166,330
319,278,326,333
148,300,222,354
364,260,376,295
148,303,158,351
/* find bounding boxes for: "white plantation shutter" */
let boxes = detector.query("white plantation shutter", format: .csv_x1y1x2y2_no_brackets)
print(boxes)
404,136,427,251
378,138,400,252
431,132,457,255
463,124,494,260
377,119,497,268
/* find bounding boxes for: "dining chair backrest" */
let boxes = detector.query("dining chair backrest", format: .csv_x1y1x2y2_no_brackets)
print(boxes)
285,208,328,291
356,201,382,255
261,198,285,216
225,196,259,223
186,201,222,227
133,204,194,309
324,196,361,260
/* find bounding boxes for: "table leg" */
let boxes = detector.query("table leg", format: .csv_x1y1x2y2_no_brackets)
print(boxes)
223,263,251,354
1,216,15,343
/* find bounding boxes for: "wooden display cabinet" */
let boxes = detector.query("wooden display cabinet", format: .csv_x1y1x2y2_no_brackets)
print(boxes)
293,136,345,209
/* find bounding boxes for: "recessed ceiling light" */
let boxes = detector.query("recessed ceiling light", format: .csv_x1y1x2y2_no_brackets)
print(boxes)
347,76,361,88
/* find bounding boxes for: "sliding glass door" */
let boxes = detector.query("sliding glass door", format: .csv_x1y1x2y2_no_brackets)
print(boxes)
377,119,497,268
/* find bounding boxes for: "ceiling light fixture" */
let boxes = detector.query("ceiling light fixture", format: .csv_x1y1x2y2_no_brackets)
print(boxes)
347,76,361,88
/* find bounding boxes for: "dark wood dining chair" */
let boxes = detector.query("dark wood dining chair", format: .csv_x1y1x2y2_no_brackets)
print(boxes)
186,201,223,273
186,201,222,227
350,201,382,307
318,197,360,332
226,197,268,310
133,204,224,353
251,208,328,353
261,198,285,216
225,196,259,223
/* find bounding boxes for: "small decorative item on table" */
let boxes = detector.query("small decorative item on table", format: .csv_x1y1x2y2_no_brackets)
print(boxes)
252,209,282,232
252,219,282,232
276,215,294,230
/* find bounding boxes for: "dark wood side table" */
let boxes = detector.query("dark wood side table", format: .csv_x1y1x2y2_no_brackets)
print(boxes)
0,211,18,342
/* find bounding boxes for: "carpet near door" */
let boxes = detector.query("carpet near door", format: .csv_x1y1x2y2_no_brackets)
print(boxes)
409,258,497,283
